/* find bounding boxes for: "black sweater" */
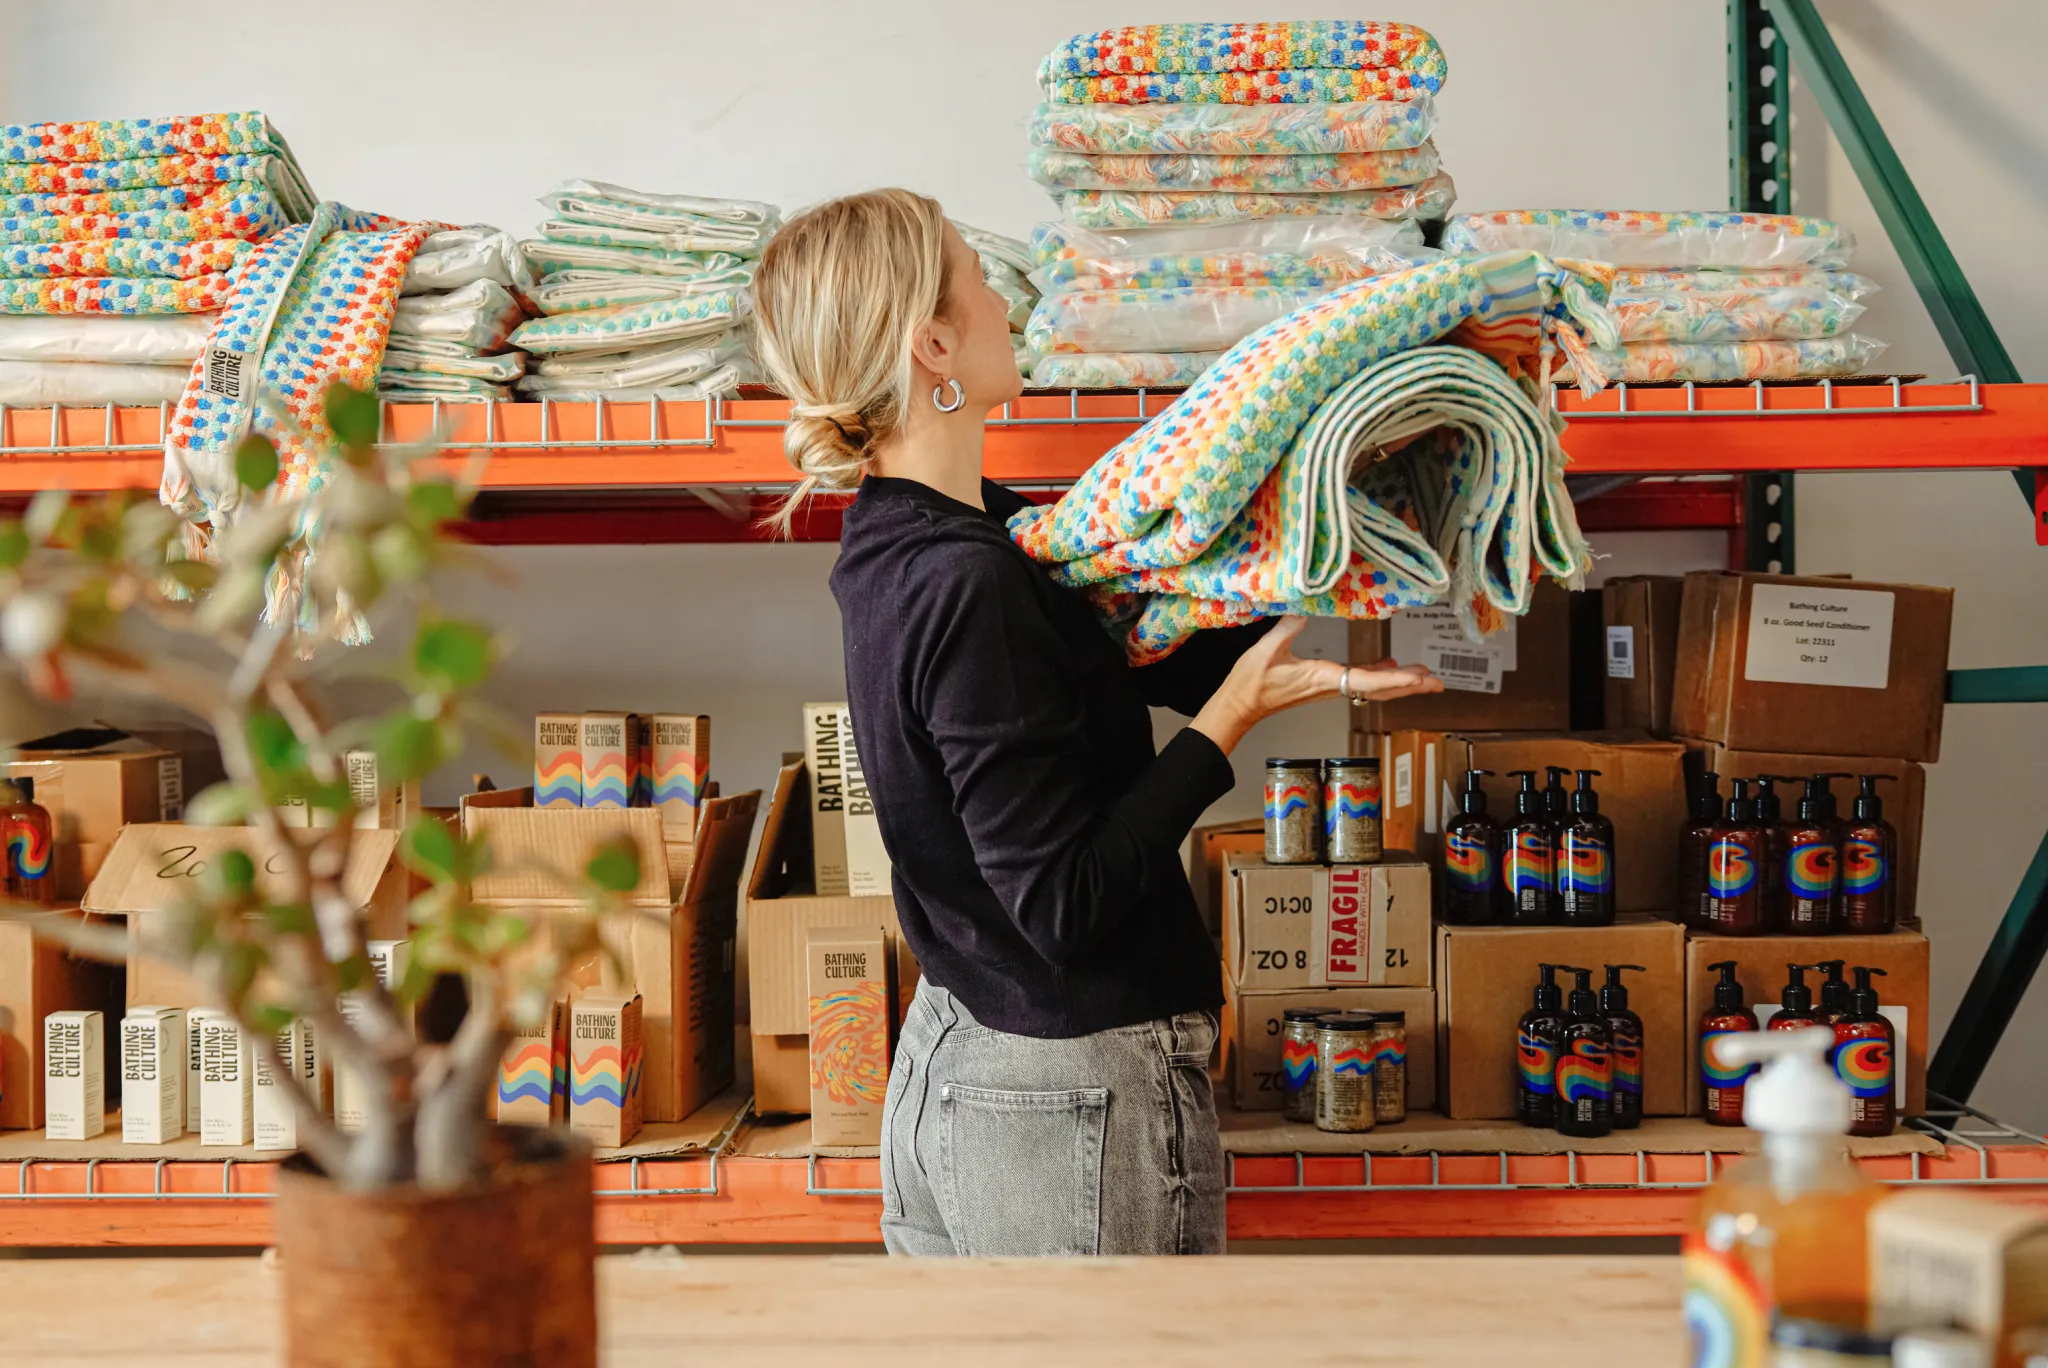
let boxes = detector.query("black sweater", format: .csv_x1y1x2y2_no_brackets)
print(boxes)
830,475,1269,1038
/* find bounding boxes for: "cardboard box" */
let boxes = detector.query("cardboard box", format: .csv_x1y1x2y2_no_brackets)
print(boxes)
1435,918,1687,1119
1870,1191,2048,1363
534,712,582,808
1223,858,1432,990
1672,570,1954,762
1603,575,1685,736
5,728,195,899
1685,745,1926,926
1220,976,1434,1112
120,1006,184,1144
196,1009,251,1146
0,912,118,1129
802,703,853,896
43,1008,104,1140
806,926,894,1146
495,1000,568,1126
839,711,891,898
1365,730,1448,862
252,1020,312,1153
1437,732,1686,913
650,713,711,833
1189,820,1263,938
1347,581,1571,731
569,993,643,1148
578,713,632,810
1682,931,1930,1117
751,1030,811,1116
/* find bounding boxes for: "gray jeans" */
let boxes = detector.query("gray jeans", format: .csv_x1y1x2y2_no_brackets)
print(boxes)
879,979,1225,1256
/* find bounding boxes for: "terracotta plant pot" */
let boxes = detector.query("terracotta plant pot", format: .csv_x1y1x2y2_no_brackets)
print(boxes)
273,1127,595,1368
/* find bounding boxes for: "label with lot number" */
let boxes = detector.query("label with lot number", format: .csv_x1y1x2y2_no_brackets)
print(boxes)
1743,584,1894,689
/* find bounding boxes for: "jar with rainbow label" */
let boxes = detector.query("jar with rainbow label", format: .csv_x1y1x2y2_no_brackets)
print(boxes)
1264,758,1324,865
1369,1011,1407,1125
1323,757,1382,864
1279,1007,1324,1124
1313,1012,1377,1133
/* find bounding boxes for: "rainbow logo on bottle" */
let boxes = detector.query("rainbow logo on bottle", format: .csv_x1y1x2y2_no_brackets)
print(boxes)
1610,1029,1644,1096
1264,779,1316,822
1707,841,1757,898
1280,1038,1317,1089
496,1041,554,1107
1557,1040,1611,1105
1517,1031,1557,1096
1843,840,1887,894
1787,841,1839,897
1503,831,1553,895
1324,779,1380,837
1560,843,1612,895
1445,830,1493,892
1329,1043,1374,1078
571,1044,626,1108
1700,1029,1756,1088
1683,1237,1770,1368
1834,1038,1892,1099
5,822,49,880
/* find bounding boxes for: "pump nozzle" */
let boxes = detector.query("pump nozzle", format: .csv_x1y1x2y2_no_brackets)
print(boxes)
1601,963,1645,1012
1805,771,1852,821
1570,769,1603,815
1755,774,1796,823
1690,771,1722,822
1542,766,1570,817
1565,966,1599,1016
1458,769,1494,815
1726,778,1756,823
1853,774,1895,821
1509,770,1543,816
1815,959,1849,1015
1531,963,1563,1012
1850,966,1888,1017
1712,1027,1853,1135
1780,963,1815,1013
1707,959,1746,1013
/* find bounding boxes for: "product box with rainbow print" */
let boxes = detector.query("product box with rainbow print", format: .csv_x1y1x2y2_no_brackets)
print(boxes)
570,993,643,1148
805,926,894,1147
578,713,633,810
650,714,711,834
534,713,582,808
1223,856,1432,990
495,999,568,1126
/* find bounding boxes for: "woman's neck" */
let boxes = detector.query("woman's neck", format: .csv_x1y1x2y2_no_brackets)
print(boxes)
867,403,986,509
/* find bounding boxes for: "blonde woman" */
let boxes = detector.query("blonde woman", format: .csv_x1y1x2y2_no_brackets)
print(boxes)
751,190,1440,1256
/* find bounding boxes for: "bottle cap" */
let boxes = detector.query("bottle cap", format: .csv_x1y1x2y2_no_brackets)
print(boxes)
1689,771,1721,822
1281,1007,1327,1024
1601,964,1644,1012
1509,770,1543,816
1315,1012,1378,1033
1811,770,1851,821
1372,1011,1405,1027
1326,757,1379,770
1542,766,1570,816
1891,1329,1992,1368
1715,1027,1853,1136
1854,773,1895,821
1266,758,1323,770
1726,778,1756,824
1816,960,1849,1013
1755,775,1796,823
1458,769,1493,816
1565,966,1599,1016
7,776,30,804
1780,963,1814,1014
1850,966,1888,1018
1771,1305,1897,1359
1797,773,1839,823
1571,769,1603,815
1531,963,1562,1012
1709,960,1746,1012
0,778,20,805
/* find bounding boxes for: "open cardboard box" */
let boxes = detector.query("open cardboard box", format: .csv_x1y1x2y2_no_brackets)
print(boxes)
4,726,223,900
0,910,122,1129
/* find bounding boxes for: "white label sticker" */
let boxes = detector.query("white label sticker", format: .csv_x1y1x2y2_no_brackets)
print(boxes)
1390,604,1516,671
1393,752,1413,809
1425,643,1504,694
157,757,185,821
1756,1005,1910,1104
1606,626,1637,680
1743,584,1894,689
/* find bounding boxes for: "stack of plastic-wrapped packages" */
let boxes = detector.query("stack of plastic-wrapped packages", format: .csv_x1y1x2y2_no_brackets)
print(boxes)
1020,19,1453,388
954,223,1040,379
0,110,311,407
511,181,777,401
1442,210,1884,383
377,228,532,403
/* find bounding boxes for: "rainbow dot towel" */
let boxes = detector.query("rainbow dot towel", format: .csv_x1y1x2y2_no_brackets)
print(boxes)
1039,21,1448,104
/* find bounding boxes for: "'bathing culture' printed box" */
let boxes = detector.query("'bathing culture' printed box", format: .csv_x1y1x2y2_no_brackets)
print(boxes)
44,1009,104,1141
121,1006,184,1144
534,712,582,808
496,999,568,1126
197,1009,253,1146
569,994,643,1148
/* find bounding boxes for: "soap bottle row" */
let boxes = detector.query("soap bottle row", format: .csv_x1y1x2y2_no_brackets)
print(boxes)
1699,959,1898,1136
1439,767,1618,927
1514,962,1646,1138
1678,770,1899,937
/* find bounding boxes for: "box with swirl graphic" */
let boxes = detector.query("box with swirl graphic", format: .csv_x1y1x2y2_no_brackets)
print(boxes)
569,994,642,1148
806,926,894,1147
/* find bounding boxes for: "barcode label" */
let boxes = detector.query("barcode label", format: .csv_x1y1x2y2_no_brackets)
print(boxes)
1393,752,1413,808
1427,642,1504,694
203,347,250,401
1606,626,1637,680
157,758,185,820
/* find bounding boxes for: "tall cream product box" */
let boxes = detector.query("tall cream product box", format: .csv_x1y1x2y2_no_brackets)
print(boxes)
197,1009,252,1146
121,1006,185,1144
335,939,410,1133
253,1020,318,1153
803,703,852,895
839,708,891,897
44,1009,105,1141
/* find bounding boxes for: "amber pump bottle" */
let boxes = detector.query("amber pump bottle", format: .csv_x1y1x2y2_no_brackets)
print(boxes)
1841,775,1899,934
1679,771,1721,931
1601,964,1647,1130
1517,964,1566,1129
1441,769,1501,926
1555,968,1613,1138
1,778,55,906
1768,963,1822,1031
1781,774,1846,934
1501,770,1557,925
1558,769,1616,927
1700,961,1758,1126
1835,967,1895,1137
1541,765,1571,843
1814,959,1850,1025
1703,780,1768,936
1754,774,1795,931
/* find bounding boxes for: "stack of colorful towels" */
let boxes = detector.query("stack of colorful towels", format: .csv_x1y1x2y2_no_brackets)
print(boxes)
0,111,311,407
954,222,1040,379
1021,20,1452,388
1443,210,1884,383
378,228,532,403
512,181,776,401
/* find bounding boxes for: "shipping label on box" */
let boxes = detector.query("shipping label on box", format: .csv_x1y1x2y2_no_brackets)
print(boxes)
1221,978,1434,1113
121,1006,184,1144
1225,859,1431,989
535,713,582,808
496,1000,568,1126
1392,603,1513,694
803,703,852,896
806,927,892,1147
196,1010,251,1146
570,994,643,1148
651,714,710,832
44,1009,104,1141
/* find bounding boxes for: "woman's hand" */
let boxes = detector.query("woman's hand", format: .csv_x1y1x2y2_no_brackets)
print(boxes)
1191,616,1443,756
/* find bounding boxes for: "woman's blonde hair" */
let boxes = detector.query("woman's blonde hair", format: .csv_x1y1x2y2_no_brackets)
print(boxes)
751,188,956,534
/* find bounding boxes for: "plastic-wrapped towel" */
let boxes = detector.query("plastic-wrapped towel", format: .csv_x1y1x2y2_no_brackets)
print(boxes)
539,181,780,255
1029,351,1223,389
508,289,749,356
377,374,512,402
1013,335,1036,379
0,274,235,314
2,237,251,280
0,311,216,364
404,227,530,295
520,332,750,393
0,189,290,246
1566,336,1887,384
523,267,755,316
1443,210,1854,269
985,268,1036,330
1032,219,1431,294
953,222,1035,278
1027,144,1440,194
1611,277,1870,343
1063,173,1455,228
380,338,524,382
524,233,757,281
389,280,526,351
1029,98,1435,157
1008,251,1617,661
1027,284,1334,355
0,359,189,406
1610,267,1876,293
512,364,748,403
1039,20,1447,103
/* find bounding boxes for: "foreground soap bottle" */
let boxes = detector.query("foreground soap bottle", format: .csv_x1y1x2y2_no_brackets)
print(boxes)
1441,769,1501,926
1684,1027,1888,1368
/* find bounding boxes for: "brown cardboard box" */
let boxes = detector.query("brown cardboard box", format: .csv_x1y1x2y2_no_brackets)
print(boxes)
1223,857,1431,990
1671,571,1954,762
1189,820,1262,938
1347,581,1571,731
1438,732,1686,913
1684,745,1926,927
1435,918,1687,1119
806,925,894,1146
751,1030,812,1116
1350,730,1450,863
1220,975,1434,1112
0,911,121,1129
1683,931,1929,1117
5,729,197,899
1603,576,1685,736
1869,1191,2048,1363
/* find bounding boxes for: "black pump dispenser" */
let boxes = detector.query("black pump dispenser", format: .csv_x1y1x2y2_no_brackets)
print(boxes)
1511,770,1543,817
1781,963,1814,1013
1458,769,1493,815
1531,963,1562,1013
1542,766,1571,824
1753,775,1785,824
1711,960,1745,1012
1853,774,1893,822
1797,774,1842,823
1566,966,1599,1019
1571,769,1602,815
1815,959,1850,1022
1849,966,1888,1017
1558,768,1616,927
1601,964,1642,1012
1690,772,1722,822
1726,778,1756,823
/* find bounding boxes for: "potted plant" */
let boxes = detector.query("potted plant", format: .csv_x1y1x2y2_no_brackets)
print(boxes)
0,386,633,1367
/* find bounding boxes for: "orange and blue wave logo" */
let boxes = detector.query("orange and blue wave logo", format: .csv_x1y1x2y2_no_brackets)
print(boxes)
1280,1038,1317,1089
1611,1028,1644,1096
1843,839,1887,894
1557,1040,1611,1105
497,1041,554,1108
1560,841,1612,896
1517,1030,1556,1096
1328,1044,1374,1078
1787,840,1838,898
1504,830,1552,895
1834,1038,1891,1099
535,754,581,809
652,754,709,811
572,1044,626,1109
1263,778,1317,822
1445,829,1493,892
1707,841,1757,898
1701,1029,1756,1088
5,822,50,880
1373,1041,1407,1071
582,751,631,809
1323,778,1380,836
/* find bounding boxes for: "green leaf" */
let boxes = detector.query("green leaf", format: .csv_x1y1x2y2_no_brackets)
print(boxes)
234,433,280,491
247,1003,297,1035
399,814,463,882
164,559,220,592
370,524,431,584
324,382,381,452
413,618,493,692
210,848,258,897
373,712,445,784
395,955,437,1007
0,520,27,569
405,481,463,529
244,710,305,777
261,902,315,935
185,783,257,828
333,953,371,994
584,836,642,894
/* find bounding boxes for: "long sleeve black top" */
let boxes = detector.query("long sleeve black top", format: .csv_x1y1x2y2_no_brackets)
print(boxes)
829,474,1269,1038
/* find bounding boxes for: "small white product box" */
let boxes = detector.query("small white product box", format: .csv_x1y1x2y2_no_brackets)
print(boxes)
120,1006,185,1144
335,939,409,1134
196,1009,253,1146
252,1020,311,1153
185,1008,205,1132
44,1009,105,1141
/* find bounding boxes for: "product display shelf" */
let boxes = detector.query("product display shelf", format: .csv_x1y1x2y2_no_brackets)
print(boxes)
1,1092,2041,1248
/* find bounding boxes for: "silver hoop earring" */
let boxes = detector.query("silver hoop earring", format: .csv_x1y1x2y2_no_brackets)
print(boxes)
932,378,965,413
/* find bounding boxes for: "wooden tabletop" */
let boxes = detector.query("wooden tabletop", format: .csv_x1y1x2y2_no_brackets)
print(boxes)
3,1252,1682,1365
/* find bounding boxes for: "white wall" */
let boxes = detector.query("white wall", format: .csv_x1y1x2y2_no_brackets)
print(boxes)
10,0,2045,1127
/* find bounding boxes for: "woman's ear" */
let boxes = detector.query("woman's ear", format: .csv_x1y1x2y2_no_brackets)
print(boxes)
908,313,962,381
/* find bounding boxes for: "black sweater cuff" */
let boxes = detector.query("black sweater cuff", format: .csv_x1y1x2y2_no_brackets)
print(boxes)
1117,727,1238,853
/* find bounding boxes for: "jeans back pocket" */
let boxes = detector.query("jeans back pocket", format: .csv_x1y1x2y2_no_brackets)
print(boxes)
937,1083,1109,1256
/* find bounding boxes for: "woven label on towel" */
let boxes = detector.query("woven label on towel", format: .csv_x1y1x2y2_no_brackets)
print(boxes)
201,346,250,402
